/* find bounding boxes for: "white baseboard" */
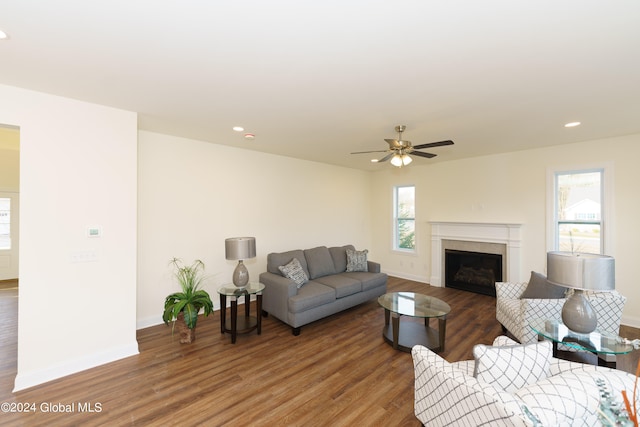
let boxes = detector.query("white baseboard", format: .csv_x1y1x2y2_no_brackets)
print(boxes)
13,342,139,392
621,314,640,329
382,269,429,284
137,315,164,330
136,299,253,331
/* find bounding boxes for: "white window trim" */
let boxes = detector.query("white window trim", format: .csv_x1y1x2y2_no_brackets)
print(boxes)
546,162,614,256
393,185,417,253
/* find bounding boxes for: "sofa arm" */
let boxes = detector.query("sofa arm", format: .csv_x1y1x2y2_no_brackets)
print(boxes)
495,281,528,299
367,260,381,273
259,271,298,322
517,298,566,343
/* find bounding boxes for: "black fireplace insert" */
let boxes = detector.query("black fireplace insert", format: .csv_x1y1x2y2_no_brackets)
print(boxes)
444,249,502,297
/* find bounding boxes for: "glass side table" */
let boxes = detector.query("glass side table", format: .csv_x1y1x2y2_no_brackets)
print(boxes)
529,319,634,367
377,292,451,353
217,282,265,344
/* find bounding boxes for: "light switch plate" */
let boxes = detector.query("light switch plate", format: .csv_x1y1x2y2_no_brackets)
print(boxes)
87,227,102,238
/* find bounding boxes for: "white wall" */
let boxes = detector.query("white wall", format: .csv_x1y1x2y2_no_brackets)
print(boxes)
0,84,139,391
370,133,640,328
136,131,374,328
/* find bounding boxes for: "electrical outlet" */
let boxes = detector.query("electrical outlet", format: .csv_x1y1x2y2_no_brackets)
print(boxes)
70,250,99,263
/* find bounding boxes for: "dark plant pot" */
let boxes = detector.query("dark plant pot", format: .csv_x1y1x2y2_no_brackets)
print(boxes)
177,312,196,344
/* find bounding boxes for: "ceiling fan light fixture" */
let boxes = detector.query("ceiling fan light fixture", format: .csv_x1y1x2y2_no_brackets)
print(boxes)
402,154,412,166
390,154,403,167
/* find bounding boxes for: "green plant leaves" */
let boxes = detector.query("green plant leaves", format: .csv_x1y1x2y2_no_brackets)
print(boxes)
162,258,214,330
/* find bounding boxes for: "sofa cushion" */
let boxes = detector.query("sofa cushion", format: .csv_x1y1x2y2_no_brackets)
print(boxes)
328,245,354,273
473,340,552,393
313,274,362,298
304,246,336,279
288,281,336,313
346,248,368,272
268,250,309,278
278,257,309,288
342,271,387,291
520,271,567,299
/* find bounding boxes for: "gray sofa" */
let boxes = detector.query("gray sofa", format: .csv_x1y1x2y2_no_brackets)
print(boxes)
259,245,388,335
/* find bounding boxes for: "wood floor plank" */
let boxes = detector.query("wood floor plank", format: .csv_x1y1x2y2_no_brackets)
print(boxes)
0,276,638,426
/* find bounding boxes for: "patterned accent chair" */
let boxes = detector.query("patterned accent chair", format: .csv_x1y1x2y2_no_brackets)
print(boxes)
412,336,638,426
495,281,626,345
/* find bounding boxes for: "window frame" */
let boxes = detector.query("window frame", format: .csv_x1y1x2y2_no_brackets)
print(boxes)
546,162,613,255
393,185,416,253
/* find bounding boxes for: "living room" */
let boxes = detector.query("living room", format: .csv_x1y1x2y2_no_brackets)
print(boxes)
1,2,640,425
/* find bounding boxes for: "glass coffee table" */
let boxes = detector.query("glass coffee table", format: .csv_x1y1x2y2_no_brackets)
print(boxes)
378,292,451,353
529,319,634,367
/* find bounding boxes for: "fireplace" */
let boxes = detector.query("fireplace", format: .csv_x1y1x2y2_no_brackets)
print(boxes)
445,249,503,296
429,221,523,288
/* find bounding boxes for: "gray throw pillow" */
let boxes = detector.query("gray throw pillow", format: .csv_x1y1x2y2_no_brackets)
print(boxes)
278,258,309,288
346,248,368,272
520,271,567,299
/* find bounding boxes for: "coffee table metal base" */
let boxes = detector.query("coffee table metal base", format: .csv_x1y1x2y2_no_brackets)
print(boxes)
382,310,446,353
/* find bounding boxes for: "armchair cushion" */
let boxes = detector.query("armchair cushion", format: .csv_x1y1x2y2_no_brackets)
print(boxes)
473,340,552,393
520,271,566,299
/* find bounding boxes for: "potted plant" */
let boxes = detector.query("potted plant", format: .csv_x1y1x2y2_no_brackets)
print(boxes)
162,258,214,343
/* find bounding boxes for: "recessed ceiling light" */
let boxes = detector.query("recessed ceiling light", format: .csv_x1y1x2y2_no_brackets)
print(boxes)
0,30,9,40
244,133,255,140
232,126,244,132
370,159,379,163
564,122,581,128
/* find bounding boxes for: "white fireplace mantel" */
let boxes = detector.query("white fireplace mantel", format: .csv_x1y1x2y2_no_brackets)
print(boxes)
429,221,523,287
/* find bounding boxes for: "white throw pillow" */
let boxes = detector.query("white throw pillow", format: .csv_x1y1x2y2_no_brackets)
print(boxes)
473,340,552,393
514,371,602,426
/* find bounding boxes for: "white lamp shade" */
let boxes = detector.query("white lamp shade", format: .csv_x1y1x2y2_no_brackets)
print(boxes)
402,155,412,165
390,154,402,167
225,237,256,260
547,251,614,291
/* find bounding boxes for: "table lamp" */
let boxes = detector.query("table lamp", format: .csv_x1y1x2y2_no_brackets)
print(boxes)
546,251,615,334
225,237,256,288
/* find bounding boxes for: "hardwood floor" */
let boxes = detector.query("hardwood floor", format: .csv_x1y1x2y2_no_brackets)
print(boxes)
0,277,638,426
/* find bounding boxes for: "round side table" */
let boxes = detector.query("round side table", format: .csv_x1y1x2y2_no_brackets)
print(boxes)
217,282,265,344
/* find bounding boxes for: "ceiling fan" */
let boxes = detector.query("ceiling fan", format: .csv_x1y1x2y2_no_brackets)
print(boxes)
351,125,454,167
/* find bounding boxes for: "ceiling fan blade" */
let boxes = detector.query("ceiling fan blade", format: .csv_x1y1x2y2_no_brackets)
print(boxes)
377,153,395,162
411,151,437,159
384,138,402,148
412,140,454,150
351,150,388,154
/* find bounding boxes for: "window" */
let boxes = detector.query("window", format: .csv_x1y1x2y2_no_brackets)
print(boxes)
394,185,415,251
550,168,606,254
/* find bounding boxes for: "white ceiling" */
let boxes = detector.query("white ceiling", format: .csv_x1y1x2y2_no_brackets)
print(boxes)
1,1,639,170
